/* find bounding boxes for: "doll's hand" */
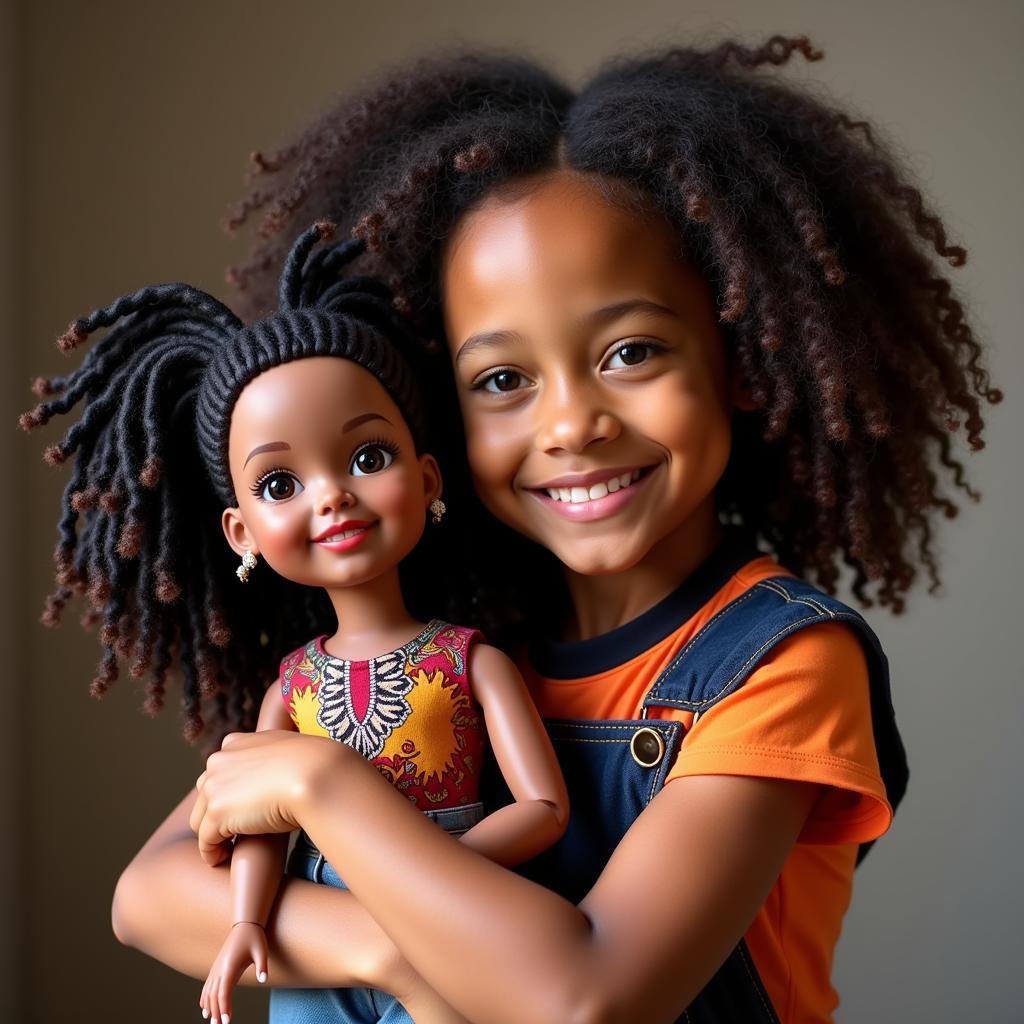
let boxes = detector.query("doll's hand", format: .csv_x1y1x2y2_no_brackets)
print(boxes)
200,922,268,1024
190,730,343,865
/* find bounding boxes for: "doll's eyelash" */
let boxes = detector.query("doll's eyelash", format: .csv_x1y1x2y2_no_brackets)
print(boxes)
249,466,295,496
355,436,401,457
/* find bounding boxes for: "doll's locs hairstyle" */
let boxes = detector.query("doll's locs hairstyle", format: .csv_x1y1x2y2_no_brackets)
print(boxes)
21,222,433,743
226,34,1003,621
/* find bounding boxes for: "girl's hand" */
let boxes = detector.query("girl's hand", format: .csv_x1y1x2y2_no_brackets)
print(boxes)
190,730,343,865
200,922,269,1024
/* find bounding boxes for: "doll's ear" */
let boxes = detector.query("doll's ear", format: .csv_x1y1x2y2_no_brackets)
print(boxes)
221,506,259,558
418,453,443,506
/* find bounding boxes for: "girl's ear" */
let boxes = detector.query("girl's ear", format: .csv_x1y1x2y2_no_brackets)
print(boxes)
728,360,762,412
418,453,443,506
221,506,259,558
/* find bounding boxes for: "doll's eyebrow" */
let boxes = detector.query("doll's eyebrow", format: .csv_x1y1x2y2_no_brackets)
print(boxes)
454,298,677,365
242,415,391,469
243,441,290,469
341,412,392,434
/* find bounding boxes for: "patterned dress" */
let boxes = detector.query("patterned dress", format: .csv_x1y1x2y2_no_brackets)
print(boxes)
278,619,487,809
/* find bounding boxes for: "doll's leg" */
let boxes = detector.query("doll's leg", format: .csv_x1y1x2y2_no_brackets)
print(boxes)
267,834,384,1024
268,984,381,1023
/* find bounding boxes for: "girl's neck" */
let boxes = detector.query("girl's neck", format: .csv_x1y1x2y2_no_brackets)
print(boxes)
560,508,724,642
322,568,426,661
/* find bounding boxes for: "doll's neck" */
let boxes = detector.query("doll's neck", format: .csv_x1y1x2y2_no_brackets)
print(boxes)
559,508,724,643
322,568,427,661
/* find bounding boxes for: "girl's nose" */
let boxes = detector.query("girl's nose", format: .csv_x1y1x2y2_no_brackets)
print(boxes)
534,379,621,454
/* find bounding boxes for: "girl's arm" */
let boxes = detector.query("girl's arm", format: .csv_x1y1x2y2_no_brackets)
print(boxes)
192,733,822,1024
199,684,293,1024
457,643,569,866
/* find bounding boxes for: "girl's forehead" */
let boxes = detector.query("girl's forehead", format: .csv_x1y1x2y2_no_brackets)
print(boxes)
441,173,705,345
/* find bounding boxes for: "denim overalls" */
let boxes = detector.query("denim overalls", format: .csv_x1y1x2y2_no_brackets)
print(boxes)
485,545,909,1022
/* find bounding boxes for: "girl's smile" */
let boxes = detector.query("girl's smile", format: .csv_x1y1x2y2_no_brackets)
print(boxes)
442,169,753,602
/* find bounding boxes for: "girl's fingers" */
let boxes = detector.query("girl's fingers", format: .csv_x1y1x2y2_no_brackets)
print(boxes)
188,787,208,835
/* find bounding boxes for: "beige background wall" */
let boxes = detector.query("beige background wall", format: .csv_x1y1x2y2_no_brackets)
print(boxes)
9,1,1022,1021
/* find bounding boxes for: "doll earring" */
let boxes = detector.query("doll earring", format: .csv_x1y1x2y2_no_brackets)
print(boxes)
236,550,258,583
429,498,446,525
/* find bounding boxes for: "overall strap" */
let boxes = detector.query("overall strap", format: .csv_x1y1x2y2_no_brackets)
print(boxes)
643,575,908,865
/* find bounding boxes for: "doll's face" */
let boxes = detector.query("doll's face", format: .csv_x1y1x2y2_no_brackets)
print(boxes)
441,168,750,578
221,356,440,590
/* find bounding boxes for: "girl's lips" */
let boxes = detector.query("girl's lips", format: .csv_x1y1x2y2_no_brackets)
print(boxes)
528,465,657,522
313,523,375,552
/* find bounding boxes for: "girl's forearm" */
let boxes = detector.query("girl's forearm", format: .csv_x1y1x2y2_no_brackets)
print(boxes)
114,831,386,987
112,790,397,990
298,750,596,1024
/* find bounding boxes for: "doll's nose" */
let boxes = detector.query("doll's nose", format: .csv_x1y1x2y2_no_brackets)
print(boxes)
313,483,356,516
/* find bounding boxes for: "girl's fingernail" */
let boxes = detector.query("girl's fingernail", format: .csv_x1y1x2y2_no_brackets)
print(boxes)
258,970,267,983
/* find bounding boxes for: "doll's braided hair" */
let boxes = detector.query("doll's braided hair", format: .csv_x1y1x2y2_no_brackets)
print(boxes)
222,34,1004,629
21,221,433,744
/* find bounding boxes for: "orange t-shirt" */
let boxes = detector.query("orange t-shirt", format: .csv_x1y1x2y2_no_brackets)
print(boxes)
519,553,893,1023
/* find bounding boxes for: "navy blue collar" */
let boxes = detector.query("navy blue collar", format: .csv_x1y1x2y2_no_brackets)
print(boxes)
527,527,766,679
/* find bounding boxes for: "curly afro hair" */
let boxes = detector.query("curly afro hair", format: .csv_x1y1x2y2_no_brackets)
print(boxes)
222,33,1003,638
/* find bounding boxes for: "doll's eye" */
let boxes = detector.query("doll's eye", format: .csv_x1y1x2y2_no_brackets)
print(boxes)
604,340,662,370
476,368,529,393
351,441,397,476
252,470,303,502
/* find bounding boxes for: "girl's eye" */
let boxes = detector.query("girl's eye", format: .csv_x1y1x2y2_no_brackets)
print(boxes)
351,442,396,476
476,369,529,393
604,341,660,370
252,470,303,502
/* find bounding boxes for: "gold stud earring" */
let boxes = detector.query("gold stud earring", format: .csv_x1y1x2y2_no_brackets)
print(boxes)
236,550,258,583
429,498,446,525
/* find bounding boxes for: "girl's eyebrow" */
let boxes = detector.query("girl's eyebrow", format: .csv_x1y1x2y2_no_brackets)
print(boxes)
242,414,392,468
454,298,677,365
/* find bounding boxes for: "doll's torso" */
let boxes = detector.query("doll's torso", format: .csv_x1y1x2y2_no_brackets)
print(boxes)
279,619,487,810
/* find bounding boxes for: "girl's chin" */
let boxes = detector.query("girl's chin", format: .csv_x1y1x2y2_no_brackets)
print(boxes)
547,540,647,578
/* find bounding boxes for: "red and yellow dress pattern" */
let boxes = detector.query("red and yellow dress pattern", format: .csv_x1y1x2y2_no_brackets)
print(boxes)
279,619,487,809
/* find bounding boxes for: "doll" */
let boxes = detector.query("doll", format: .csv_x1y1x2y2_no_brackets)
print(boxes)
22,220,568,1024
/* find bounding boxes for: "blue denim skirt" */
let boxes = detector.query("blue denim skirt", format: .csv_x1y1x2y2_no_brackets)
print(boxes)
268,801,485,1024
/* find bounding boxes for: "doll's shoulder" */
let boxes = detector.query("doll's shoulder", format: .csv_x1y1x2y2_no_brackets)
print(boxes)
406,619,487,683
277,637,322,703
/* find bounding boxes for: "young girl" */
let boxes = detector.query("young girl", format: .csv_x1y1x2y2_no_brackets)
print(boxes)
113,34,998,1023
23,221,568,1024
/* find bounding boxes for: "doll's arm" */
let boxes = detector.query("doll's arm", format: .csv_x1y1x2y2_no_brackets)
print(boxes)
199,684,293,1024
458,643,568,867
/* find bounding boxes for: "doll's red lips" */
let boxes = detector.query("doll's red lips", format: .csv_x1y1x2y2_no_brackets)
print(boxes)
312,520,374,542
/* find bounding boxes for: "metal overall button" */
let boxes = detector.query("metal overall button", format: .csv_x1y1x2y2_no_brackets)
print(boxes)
629,726,665,768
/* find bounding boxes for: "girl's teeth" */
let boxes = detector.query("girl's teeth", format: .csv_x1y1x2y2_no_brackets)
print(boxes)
545,470,644,504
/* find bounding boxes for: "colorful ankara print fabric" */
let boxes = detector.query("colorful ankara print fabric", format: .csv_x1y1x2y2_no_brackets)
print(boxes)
279,620,487,809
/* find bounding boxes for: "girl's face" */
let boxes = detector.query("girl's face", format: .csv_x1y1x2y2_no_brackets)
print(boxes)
221,355,440,590
441,169,747,578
